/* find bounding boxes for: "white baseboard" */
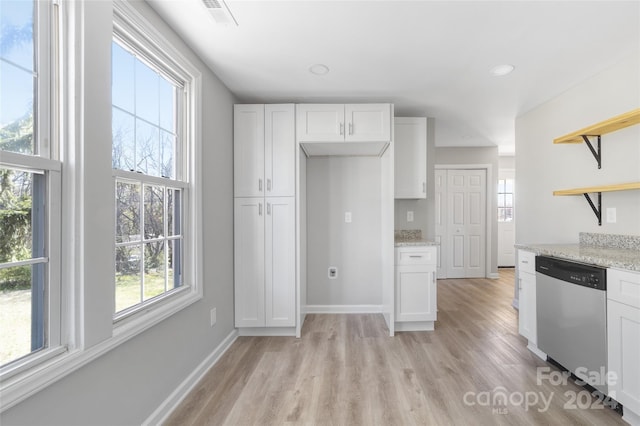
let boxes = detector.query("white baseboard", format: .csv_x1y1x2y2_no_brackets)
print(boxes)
527,342,547,361
622,406,640,426
143,329,238,426
395,321,435,332
488,272,500,279
304,305,383,314
237,327,296,337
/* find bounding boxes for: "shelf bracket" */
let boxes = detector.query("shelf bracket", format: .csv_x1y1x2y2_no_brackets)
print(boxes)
581,135,601,169
582,192,602,226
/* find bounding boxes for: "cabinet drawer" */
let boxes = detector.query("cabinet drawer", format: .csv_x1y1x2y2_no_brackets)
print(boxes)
396,247,436,266
518,250,536,274
608,268,640,309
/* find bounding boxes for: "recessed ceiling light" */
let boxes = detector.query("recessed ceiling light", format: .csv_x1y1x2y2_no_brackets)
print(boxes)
490,64,515,77
309,64,330,75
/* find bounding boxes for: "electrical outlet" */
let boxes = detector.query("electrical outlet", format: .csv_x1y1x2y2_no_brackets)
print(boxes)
407,211,414,222
210,308,216,327
345,212,352,223
606,207,617,223
328,267,338,279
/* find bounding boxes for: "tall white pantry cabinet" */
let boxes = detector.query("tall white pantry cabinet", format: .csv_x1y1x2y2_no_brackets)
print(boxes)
234,104,296,332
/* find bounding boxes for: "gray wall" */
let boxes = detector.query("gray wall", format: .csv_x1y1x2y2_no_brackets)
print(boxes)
0,2,237,425
306,157,383,306
499,155,515,170
516,53,640,244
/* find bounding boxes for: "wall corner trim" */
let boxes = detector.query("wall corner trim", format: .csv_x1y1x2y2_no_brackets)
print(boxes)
143,329,239,425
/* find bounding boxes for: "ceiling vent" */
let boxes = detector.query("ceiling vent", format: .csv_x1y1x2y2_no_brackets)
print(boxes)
202,0,238,26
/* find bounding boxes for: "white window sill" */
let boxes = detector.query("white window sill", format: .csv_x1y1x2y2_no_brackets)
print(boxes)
0,289,201,413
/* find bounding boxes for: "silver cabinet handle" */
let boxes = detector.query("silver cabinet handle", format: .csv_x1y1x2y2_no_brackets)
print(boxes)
349,122,353,135
267,179,271,192
422,182,426,193
340,123,344,135
267,203,271,215
409,255,423,258
259,203,262,216
259,179,263,192
522,260,529,264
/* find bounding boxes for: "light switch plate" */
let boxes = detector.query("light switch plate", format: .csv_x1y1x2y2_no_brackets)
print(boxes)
606,207,616,223
407,211,414,222
345,212,352,223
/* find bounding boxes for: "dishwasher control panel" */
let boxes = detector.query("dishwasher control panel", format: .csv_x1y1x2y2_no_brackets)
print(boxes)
536,256,606,291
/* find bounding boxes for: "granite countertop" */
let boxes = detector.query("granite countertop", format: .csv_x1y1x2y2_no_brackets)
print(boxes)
516,233,640,272
394,229,439,247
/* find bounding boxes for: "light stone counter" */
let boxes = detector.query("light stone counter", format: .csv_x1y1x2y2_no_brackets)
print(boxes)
394,229,439,247
516,233,640,272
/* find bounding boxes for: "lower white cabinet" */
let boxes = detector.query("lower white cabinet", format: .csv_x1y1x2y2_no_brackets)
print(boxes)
607,268,640,421
395,246,437,331
234,197,295,328
517,249,545,359
518,270,536,343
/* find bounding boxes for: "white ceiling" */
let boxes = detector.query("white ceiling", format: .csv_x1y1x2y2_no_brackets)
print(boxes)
148,0,640,155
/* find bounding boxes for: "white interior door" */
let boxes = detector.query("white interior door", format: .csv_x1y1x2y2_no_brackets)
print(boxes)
497,170,515,267
434,169,446,278
446,169,486,278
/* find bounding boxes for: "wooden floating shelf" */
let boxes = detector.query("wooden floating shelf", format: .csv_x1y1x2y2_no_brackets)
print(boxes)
554,108,640,144
554,182,640,196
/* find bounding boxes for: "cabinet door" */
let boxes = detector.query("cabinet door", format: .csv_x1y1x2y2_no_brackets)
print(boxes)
395,265,436,322
608,300,640,414
265,197,296,327
518,271,536,343
265,104,295,197
394,117,427,199
234,198,265,327
345,104,391,142
296,104,345,142
234,105,265,197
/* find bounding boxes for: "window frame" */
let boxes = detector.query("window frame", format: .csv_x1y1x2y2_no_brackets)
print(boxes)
497,177,514,223
0,0,203,411
111,1,203,330
0,0,64,380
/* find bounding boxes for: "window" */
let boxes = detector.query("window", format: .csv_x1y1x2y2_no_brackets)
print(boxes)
0,0,62,373
497,178,514,222
111,9,199,321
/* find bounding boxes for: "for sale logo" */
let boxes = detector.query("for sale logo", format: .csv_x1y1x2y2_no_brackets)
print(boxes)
462,366,619,415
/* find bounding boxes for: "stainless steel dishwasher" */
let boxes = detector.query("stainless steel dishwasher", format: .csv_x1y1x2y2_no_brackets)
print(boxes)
536,255,608,395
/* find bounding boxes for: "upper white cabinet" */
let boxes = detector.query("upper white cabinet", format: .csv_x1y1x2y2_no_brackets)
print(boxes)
234,104,295,197
296,104,391,142
394,117,427,199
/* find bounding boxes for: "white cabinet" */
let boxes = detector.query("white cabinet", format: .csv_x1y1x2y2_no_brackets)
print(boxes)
394,117,427,199
517,249,545,358
296,103,391,142
234,198,265,327
264,197,296,327
518,268,536,342
234,104,295,198
234,197,295,328
234,104,296,333
395,246,437,331
607,268,640,420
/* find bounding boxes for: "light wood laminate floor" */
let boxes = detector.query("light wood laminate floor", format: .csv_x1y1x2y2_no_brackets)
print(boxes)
166,269,625,425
